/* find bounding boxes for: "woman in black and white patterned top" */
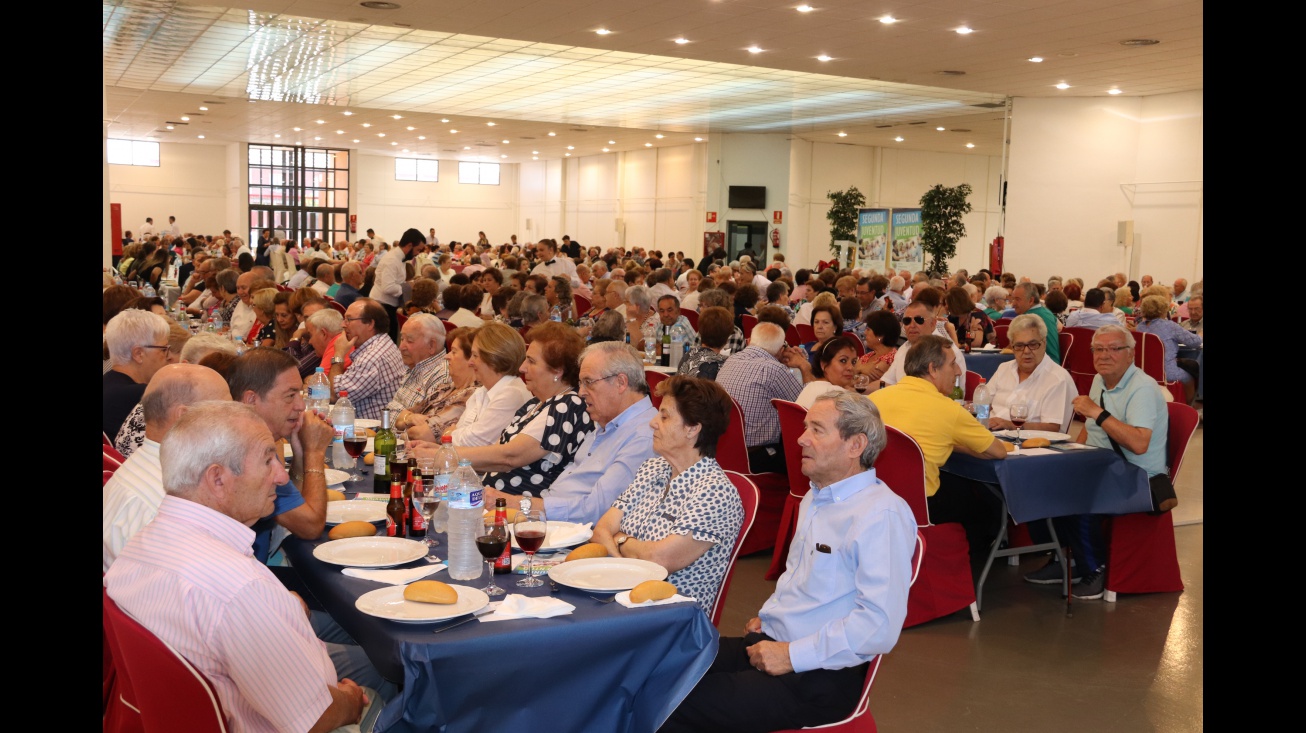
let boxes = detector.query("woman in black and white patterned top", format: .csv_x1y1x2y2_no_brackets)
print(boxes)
455,322,594,494
593,376,745,615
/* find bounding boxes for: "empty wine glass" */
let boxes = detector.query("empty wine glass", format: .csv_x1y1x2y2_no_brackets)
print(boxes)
413,483,440,548
1009,402,1030,443
511,509,548,588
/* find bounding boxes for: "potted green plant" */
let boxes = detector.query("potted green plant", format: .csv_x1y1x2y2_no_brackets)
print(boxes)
919,183,973,276
826,186,866,264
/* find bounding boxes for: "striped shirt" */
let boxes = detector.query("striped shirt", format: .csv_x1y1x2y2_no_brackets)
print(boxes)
384,350,452,425
334,333,406,421
102,437,163,574
105,497,336,733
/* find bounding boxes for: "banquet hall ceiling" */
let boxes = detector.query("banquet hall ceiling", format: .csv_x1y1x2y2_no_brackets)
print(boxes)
103,0,1202,161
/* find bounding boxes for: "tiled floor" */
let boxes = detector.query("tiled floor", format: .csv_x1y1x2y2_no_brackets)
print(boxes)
717,423,1203,732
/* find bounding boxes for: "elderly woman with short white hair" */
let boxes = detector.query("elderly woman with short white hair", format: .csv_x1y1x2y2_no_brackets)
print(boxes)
104,309,172,440
983,313,1077,433
982,285,1009,320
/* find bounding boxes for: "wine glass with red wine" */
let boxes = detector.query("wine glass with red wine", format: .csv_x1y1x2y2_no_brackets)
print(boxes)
511,509,548,588
476,521,509,596
1009,402,1030,443
342,435,368,482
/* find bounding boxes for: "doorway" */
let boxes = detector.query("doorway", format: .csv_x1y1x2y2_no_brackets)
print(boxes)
726,220,768,262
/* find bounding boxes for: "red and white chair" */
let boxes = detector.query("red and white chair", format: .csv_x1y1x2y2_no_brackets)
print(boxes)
1057,331,1074,367
717,396,790,557
1062,327,1099,396
766,400,811,580
1134,331,1187,404
712,472,761,628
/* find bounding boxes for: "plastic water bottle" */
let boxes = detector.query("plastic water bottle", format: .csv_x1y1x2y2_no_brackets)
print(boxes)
232,335,246,355
446,459,485,580
550,305,563,322
211,309,224,332
973,381,992,425
306,367,332,416
429,435,458,534
670,322,688,370
141,281,156,298
642,322,657,364
328,392,355,470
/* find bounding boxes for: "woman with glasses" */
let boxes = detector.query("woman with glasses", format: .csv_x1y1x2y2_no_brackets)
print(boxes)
982,313,1077,433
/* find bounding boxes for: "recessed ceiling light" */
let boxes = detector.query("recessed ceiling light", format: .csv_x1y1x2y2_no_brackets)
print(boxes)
336,129,344,134
391,142,397,145
1055,83,1070,90
655,134,665,139
166,125,174,130
441,118,449,123
362,123,371,128
293,127,302,131
378,133,386,137
608,140,616,144
486,122,496,126
565,153,571,157
548,132,556,136
407,126,415,131
955,27,974,35
464,146,471,150
450,129,458,133
294,141,301,145
314,136,322,140
402,149,409,153
602,148,610,152
197,134,205,139
316,119,325,124
936,126,946,131
694,137,703,142
180,116,190,121
532,151,539,154
817,54,832,62
273,133,280,138
392,114,403,120
894,136,904,142
501,154,508,158
797,5,814,12
567,145,575,150
1028,56,1043,63
353,139,360,143
1107,88,1123,95
879,15,897,24
674,37,689,44
966,143,975,148
645,143,653,147
198,106,208,111
747,45,764,53
502,139,510,144
343,111,353,116
595,28,612,35
417,136,425,140
533,156,539,160
837,132,847,137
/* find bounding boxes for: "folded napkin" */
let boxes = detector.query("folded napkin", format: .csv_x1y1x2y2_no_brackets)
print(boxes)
342,564,445,585
1010,447,1059,457
548,522,593,548
614,590,697,608
479,594,575,622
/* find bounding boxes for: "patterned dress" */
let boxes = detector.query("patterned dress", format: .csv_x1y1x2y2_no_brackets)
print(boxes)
613,456,744,615
486,392,594,494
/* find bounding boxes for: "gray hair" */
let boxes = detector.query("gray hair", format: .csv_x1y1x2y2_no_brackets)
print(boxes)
306,307,344,335
1013,281,1039,303
215,268,239,295
1093,323,1134,347
983,285,1008,306
1100,286,1116,303
903,335,952,378
521,294,550,325
626,284,652,310
180,332,238,364
160,401,267,498
962,283,979,298
1008,313,1047,340
106,309,171,366
697,288,732,309
889,276,905,292
341,261,362,280
810,390,887,469
580,341,649,395
591,310,627,341
404,312,447,351
749,322,786,354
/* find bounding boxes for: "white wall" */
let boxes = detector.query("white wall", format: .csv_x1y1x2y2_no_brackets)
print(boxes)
707,133,792,258
1004,92,1203,284
353,154,518,244
107,143,233,239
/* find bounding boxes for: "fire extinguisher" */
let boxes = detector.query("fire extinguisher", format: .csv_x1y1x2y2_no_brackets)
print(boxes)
770,228,781,249
990,236,1004,274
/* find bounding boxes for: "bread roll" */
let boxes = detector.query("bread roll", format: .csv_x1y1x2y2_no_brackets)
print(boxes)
629,580,677,604
565,543,609,562
326,489,347,502
998,440,1017,453
365,428,377,437
328,521,378,540
1022,437,1051,448
363,452,375,465
404,580,458,605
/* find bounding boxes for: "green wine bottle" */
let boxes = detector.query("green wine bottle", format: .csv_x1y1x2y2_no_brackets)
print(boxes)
372,411,397,494
950,375,965,405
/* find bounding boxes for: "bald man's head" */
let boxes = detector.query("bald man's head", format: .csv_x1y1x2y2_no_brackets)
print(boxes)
140,364,233,440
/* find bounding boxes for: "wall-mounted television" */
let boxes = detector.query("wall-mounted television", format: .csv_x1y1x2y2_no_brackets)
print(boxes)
728,185,766,209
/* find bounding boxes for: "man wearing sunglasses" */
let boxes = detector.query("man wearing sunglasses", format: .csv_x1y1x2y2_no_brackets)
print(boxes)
880,300,966,389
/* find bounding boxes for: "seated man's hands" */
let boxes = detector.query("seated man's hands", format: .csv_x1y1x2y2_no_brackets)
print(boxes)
297,410,334,457
746,640,793,676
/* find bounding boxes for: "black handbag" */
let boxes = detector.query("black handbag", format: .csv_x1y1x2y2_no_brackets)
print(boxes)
1098,394,1177,514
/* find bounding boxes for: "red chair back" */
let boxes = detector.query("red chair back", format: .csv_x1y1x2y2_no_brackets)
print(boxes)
784,325,803,347
573,294,591,315
103,591,230,733
396,311,409,328
993,324,1010,348
1166,402,1200,483
103,588,143,733
103,431,116,449
794,323,816,344
105,451,124,473
682,309,699,331
874,426,930,527
644,370,668,407
715,396,752,474
770,400,810,499
1131,330,1150,371
713,471,760,627
1062,327,1098,396
1058,331,1073,366
326,300,346,315
844,333,866,357
741,314,758,340
963,370,984,402
441,319,458,334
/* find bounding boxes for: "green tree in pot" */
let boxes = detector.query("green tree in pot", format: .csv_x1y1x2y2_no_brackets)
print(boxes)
826,186,865,264
919,183,973,276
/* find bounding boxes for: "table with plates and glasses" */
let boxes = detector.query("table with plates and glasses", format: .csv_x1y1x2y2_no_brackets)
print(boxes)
158,281,181,309
940,430,1152,609
281,457,717,733
964,348,1015,381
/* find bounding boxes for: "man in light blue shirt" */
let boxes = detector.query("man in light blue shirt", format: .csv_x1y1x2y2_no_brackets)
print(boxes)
661,392,915,733
1065,288,1123,330
484,342,657,525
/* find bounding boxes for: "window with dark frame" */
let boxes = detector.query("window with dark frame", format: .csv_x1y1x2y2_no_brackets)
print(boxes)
247,144,350,249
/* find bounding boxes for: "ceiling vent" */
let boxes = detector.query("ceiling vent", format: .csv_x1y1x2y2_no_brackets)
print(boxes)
1119,39,1160,46
935,70,966,76
950,128,972,133
970,102,1004,108
166,120,189,125
202,100,226,105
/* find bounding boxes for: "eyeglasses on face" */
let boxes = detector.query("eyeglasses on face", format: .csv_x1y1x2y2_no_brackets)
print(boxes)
140,345,170,353
343,316,366,323
901,315,927,325
1011,340,1044,352
1089,345,1132,355
578,374,620,390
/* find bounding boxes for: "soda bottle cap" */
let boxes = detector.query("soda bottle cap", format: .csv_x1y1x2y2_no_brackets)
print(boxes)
338,391,348,397
441,435,453,444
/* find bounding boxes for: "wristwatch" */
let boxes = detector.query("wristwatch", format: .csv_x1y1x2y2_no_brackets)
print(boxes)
1095,409,1112,427
614,532,630,547
331,356,344,366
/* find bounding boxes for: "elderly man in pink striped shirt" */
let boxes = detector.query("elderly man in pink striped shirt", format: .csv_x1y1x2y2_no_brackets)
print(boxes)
106,401,383,732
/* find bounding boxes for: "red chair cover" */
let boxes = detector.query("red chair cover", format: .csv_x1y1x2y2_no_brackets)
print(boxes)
716,397,751,475
573,294,591,315
396,311,408,328
716,396,788,556
784,325,803,347
326,300,346,315
1058,331,1074,366
741,314,758,340
105,451,124,473
794,323,816,344
682,309,699,331
103,589,144,733
963,370,984,401
1063,327,1098,396
993,324,1010,348
1135,331,1188,402
766,400,810,580
644,370,668,397
441,319,458,334
713,472,760,627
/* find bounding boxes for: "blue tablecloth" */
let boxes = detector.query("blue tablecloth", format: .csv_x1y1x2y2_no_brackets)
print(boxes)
966,352,1014,381
282,529,717,733
941,445,1152,523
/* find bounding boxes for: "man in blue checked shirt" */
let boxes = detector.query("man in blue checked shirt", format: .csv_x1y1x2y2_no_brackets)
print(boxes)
661,391,915,733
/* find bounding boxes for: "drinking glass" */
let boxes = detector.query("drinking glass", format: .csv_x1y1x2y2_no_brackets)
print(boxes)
853,374,872,394
342,434,368,482
1009,402,1030,442
476,521,509,596
413,485,441,548
511,509,549,588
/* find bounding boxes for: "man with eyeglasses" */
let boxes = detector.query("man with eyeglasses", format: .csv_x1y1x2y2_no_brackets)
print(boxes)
982,314,1076,433
880,300,966,389
1023,324,1169,599
1009,282,1061,363
325,299,406,421
483,342,657,525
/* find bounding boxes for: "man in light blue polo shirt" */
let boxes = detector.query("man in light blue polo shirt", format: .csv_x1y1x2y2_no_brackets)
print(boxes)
1024,324,1168,599
484,341,657,525
661,392,915,733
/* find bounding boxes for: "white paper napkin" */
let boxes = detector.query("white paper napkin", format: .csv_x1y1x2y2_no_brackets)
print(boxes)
341,564,445,585
614,590,696,608
1010,447,1059,457
548,522,593,547
478,594,576,622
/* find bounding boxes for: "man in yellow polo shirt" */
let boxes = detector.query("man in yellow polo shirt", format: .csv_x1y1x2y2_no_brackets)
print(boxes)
869,334,1006,579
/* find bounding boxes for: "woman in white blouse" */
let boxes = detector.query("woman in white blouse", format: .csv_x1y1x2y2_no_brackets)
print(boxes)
983,314,1077,433
783,334,860,409
445,322,532,447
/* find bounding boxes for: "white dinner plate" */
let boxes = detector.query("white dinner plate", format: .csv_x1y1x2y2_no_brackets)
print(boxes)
354,419,382,430
313,537,429,568
325,468,352,486
354,584,490,624
548,558,668,593
510,521,593,551
325,500,388,525
993,429,1072,442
